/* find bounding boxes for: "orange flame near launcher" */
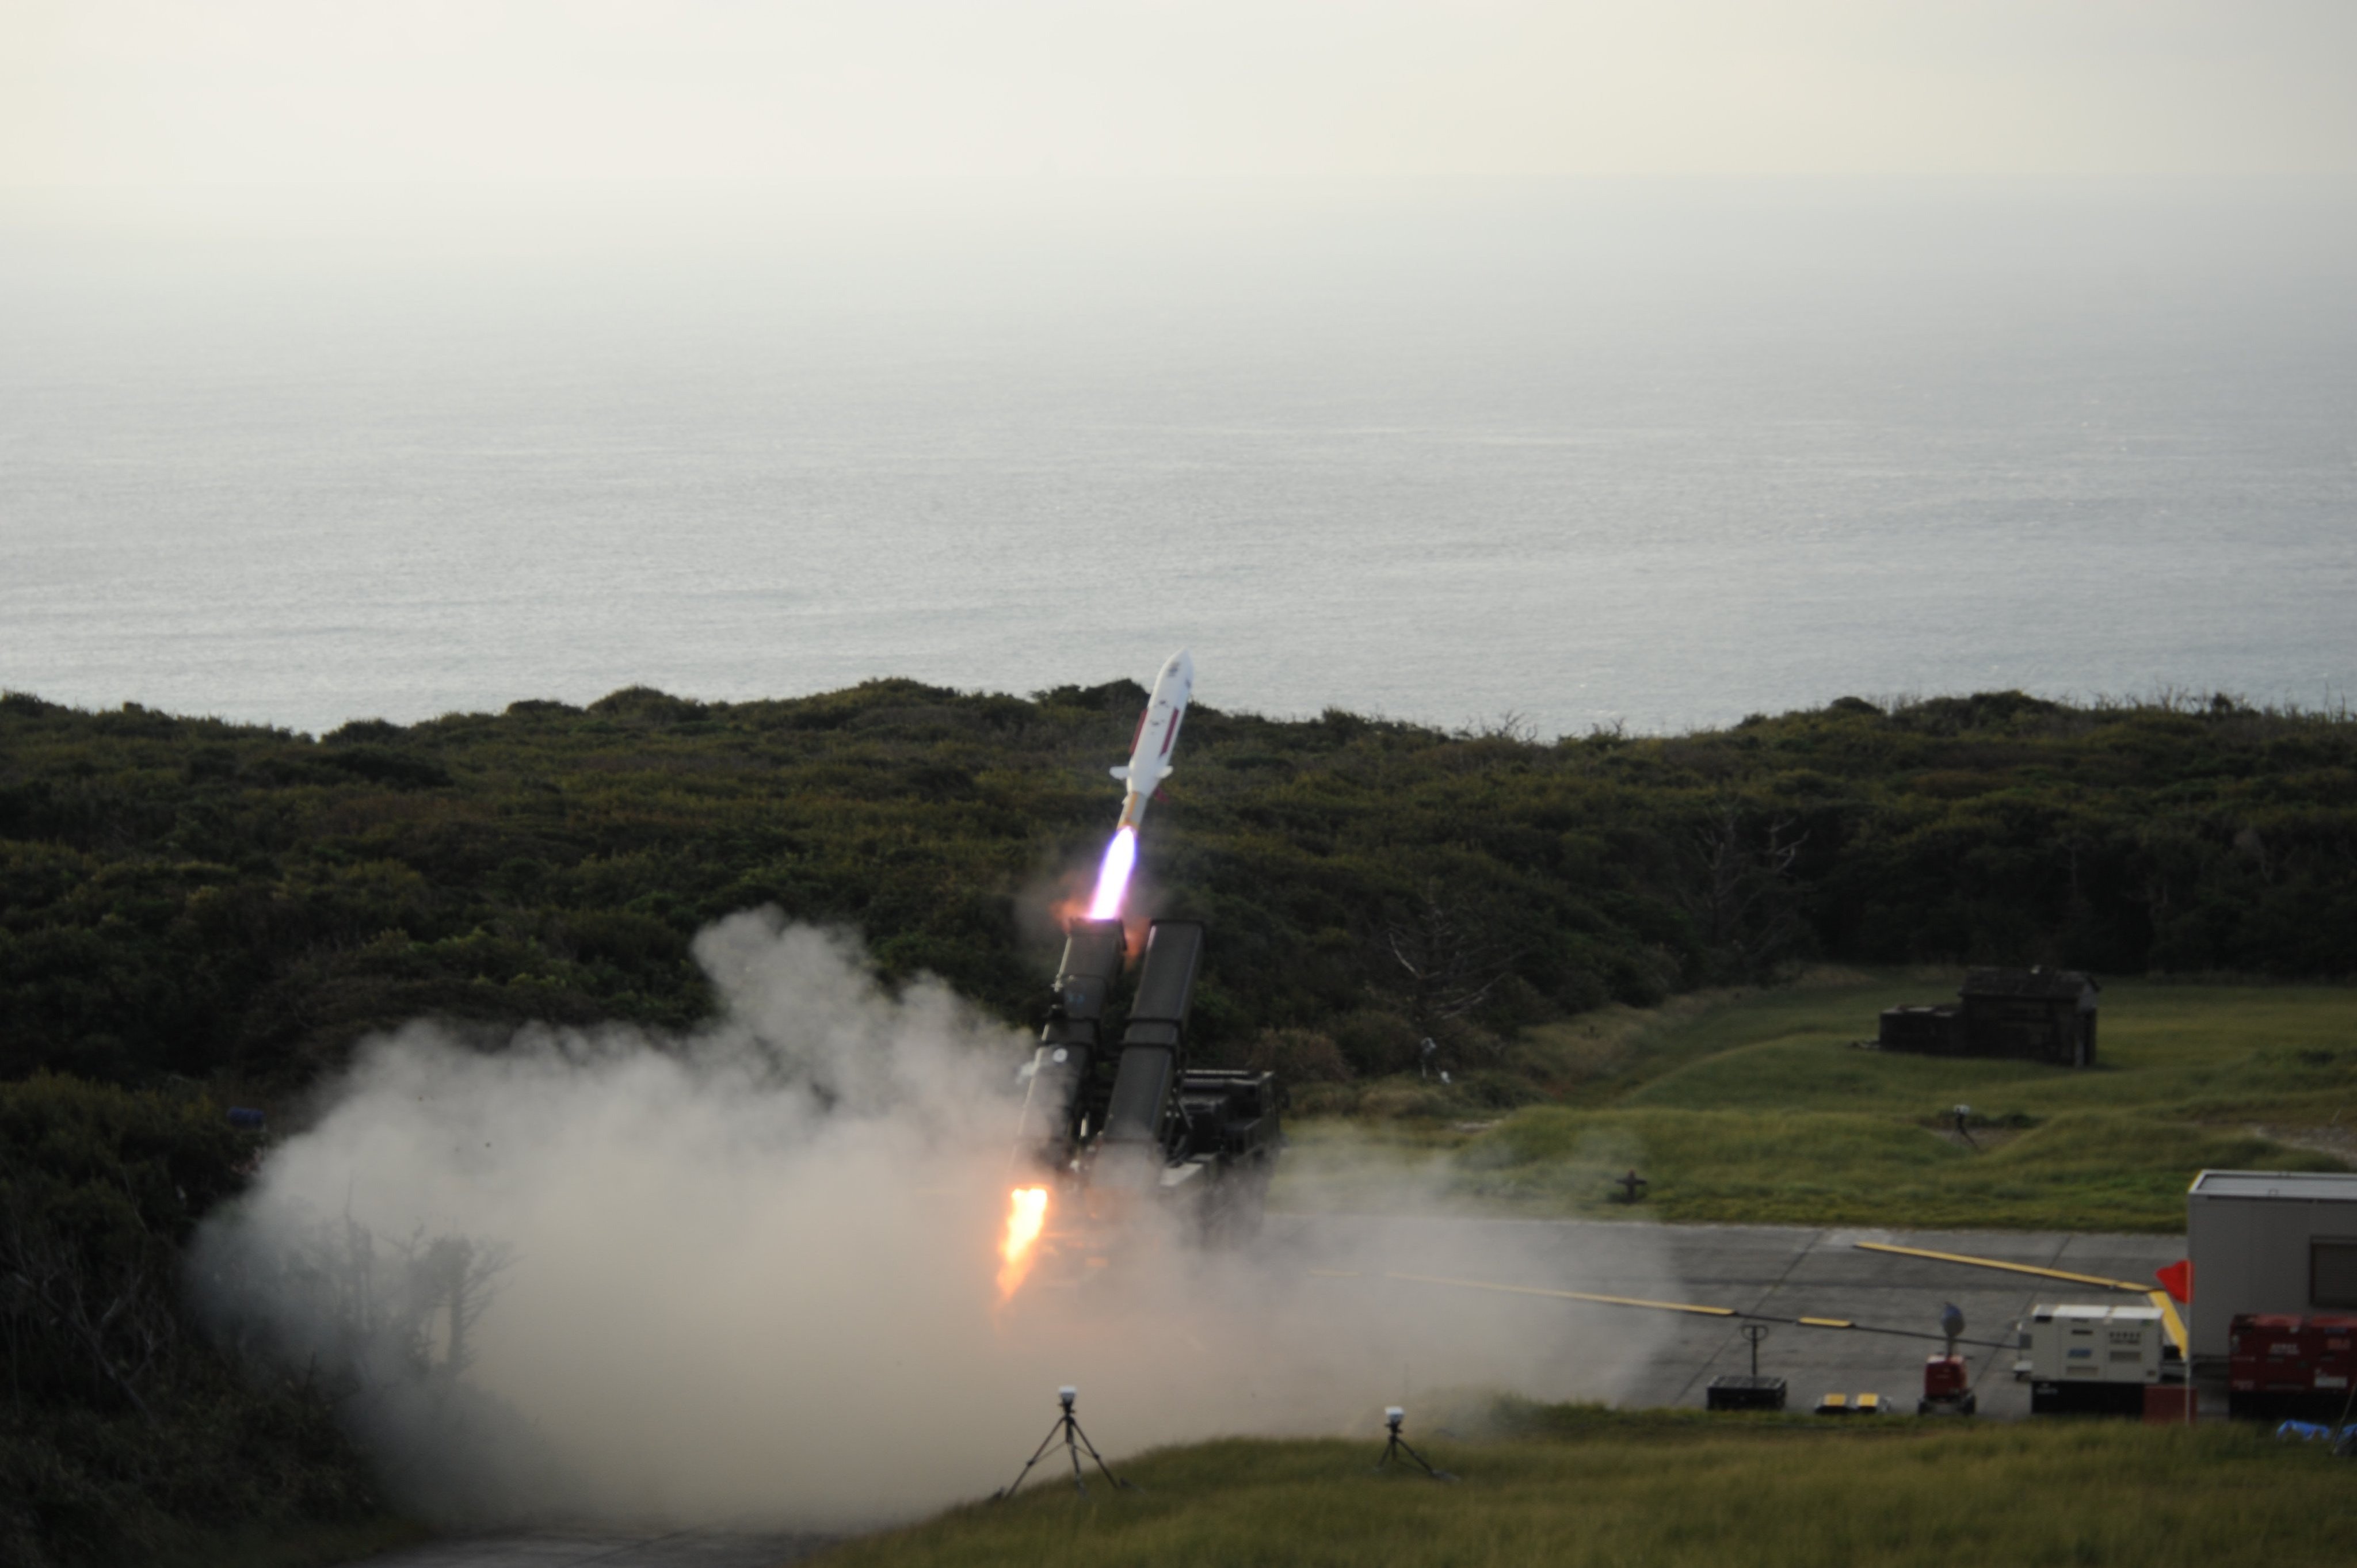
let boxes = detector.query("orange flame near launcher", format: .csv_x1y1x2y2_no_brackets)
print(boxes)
1085,827,1136,920
998,1186,1050,1298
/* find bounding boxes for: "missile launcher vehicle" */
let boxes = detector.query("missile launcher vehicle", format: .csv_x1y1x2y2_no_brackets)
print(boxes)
1010,917,1280,1271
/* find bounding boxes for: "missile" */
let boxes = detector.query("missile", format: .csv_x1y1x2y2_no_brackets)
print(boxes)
1111,650,1192,835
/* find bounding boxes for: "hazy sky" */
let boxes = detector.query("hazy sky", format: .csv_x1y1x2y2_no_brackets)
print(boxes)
6,0,2353,188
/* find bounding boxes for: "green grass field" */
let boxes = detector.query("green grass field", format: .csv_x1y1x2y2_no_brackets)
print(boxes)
814,1411,2357,1568
1279,975,2357,1230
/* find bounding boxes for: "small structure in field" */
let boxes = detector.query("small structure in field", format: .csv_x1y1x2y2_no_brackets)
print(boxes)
1872,967,2099,1067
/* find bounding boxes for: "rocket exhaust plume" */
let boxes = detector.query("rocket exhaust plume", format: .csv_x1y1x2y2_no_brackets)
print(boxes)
1085,827,1136,920
997,1186,1050,1298
188,912,1680,1530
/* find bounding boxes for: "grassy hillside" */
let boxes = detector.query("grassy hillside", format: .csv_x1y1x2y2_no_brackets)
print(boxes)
817,1411,2357,1568
1618,978,2357,1122
1280,975,2357,1230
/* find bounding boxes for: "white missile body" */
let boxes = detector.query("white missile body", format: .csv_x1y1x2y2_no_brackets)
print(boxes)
1111,650,1192,834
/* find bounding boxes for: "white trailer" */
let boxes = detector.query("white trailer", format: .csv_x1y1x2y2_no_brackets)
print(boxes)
2187,1169,2357,1361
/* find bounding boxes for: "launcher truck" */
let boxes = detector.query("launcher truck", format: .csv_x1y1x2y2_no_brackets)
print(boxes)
1009,917,1280,1273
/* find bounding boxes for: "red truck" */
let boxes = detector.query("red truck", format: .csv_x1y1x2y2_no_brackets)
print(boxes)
2228,1313,2357,1421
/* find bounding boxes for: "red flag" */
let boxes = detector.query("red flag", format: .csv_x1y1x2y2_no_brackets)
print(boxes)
2155,1259,2192,1303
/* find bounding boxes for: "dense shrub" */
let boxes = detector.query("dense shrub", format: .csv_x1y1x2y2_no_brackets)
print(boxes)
0,1077,384,1566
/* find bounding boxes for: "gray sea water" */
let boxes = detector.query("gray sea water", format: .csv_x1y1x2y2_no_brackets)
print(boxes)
3,181,2353,739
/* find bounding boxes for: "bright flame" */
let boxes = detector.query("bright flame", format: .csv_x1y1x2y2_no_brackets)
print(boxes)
997,1185,1050,1299
1086,827,1136,920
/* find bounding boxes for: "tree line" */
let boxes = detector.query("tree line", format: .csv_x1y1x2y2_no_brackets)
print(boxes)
3,682,2352,1096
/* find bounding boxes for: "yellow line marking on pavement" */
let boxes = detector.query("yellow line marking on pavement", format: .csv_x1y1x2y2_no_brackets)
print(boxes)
1382,1272,2012,1348
1853,1241,2149,1292
1383,1272,1737,1317
2146,1291,2191,1359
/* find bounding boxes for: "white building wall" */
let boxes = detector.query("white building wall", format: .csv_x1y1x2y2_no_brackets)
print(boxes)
2188,1170,2357,1360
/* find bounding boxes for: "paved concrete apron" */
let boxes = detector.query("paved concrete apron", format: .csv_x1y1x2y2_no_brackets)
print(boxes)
1271,1213,2187,1417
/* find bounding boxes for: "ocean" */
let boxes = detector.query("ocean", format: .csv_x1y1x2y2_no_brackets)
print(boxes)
3,180,2352,739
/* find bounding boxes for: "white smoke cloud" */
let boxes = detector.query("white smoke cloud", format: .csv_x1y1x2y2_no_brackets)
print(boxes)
194,910,1671,1529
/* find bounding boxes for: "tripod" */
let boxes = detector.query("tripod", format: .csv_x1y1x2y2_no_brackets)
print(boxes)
1373,1407,1455,1481
994,1387,1132,1499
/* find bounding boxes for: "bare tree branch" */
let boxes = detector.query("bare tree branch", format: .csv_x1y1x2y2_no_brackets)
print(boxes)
1379,880,1528,1037
1677,798,1807,979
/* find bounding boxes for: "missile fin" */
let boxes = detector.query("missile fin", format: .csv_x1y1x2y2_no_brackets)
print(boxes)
1109,766,1130,780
